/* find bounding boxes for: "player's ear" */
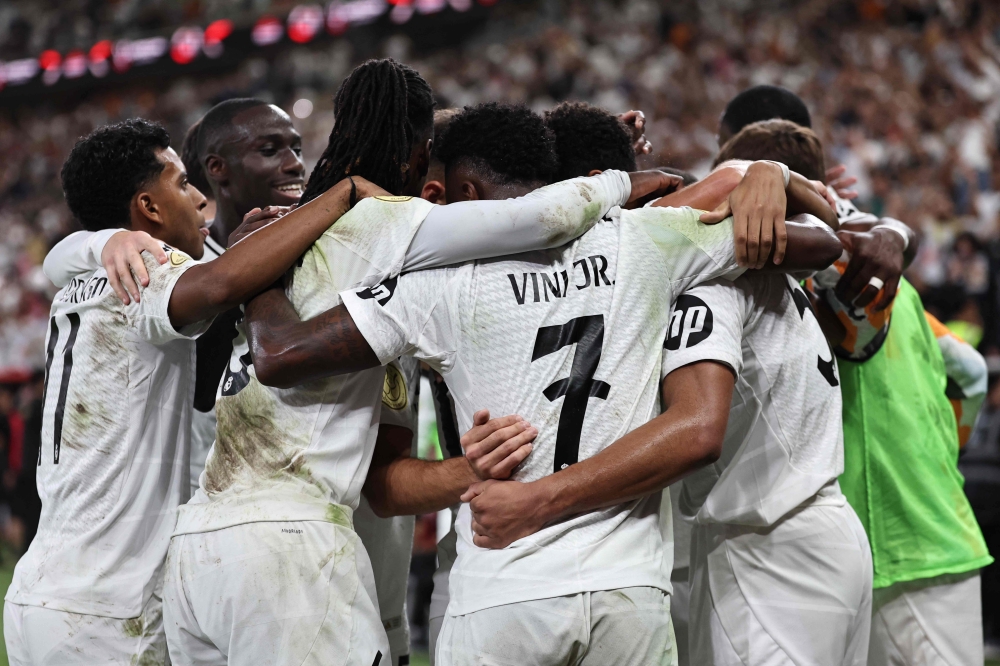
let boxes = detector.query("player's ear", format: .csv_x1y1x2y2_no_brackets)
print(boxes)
587,169,603,177
462,180,480,201
421,180,446,204
133,191,164,226
204,153,228,184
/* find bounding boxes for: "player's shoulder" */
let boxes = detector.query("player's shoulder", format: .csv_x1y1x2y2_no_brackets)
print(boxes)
327,195,434,235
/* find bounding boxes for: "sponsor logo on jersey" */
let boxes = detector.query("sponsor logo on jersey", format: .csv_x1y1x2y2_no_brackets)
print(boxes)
788,283,840,387
374,195,413,202
665,294,713,350
358,276,397,306
382,363,408,410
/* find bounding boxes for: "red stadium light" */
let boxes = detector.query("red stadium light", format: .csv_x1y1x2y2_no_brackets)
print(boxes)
252,16,284,46
390,3,414,23
38,50,61,71
62,50,87,78
89,40,113,63
287,5,324,43
204,19,233,44
171,27,204,64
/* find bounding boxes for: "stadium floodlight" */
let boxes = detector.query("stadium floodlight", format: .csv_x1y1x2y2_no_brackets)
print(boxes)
449,0,472,10
252,16,285,46
88,40,112,78
171,27,204,64
328,0,387,30
203,19,233,58
293,98,314,118
288,5,324,43
63,50,87,79
416,0,446,13
4,58,39,86
390,3,414,23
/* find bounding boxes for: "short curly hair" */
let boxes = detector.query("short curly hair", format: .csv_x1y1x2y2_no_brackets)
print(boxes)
61,119,171,231
545,102,636,180
436,102,558,186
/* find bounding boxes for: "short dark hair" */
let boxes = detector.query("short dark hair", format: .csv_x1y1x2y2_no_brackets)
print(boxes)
302,59,435,203
714,119,826,181
437,102,558,186
545,102,636,179
61,118,171,231
720,85,811,137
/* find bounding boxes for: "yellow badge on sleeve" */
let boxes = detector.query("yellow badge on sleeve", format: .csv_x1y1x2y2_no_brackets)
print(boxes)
374,195,413,203
382,364,408,410
169,251,189,267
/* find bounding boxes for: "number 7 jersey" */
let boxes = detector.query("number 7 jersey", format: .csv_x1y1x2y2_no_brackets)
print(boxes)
342,206,744,616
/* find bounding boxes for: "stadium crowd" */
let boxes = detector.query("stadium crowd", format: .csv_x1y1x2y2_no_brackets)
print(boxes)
0,0,999,660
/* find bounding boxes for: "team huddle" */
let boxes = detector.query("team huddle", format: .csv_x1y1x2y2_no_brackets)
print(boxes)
2,57,992,666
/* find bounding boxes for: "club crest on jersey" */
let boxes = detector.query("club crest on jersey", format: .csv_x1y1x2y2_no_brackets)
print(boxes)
382,364,407,410
169,251,189,267
665,295,713,350
357,276,397,306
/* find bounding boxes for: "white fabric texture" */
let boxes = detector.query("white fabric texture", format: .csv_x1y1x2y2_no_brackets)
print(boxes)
436,587,676,666
662,274,844,527
163,520,387,666
6,247,208,619
688,491,873,666
177,173,632,537
867,571,983,666
4,576,167,665
42,228,125,288
342,205,744,616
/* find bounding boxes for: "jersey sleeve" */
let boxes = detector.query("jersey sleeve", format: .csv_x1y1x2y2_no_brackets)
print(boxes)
43,229,124,288
378,360,417,432
401,170,632,271
127,245,212,346
811,255,894,361
630,207,745,294
925,312,988,447
660,279,747,381
340,267,462,372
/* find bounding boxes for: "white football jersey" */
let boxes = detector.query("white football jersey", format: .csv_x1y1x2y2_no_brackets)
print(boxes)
355,356,420,662
342,206,744,616
176,173,632,536
6,248,209,618
661,274,844,527
175,196,436,536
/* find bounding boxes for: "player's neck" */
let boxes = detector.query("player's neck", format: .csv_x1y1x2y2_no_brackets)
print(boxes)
212,198,244,248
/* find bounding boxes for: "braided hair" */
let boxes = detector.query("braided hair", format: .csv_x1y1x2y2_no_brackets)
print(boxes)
301,59,434,204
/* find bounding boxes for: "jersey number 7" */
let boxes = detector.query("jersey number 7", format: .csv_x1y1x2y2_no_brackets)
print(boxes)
532,315,611,473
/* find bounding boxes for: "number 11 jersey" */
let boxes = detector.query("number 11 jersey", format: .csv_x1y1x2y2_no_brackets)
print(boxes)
342,206,743,616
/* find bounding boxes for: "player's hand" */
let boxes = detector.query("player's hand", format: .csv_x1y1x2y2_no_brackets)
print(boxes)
626,170,685,208
348,175,389,201
826,164,859,200
811,180,838,210
461,479,549,549
618,110,652,155
229,205,295,248
462,409,537,481
101,230,168,305
701,161,787,268
835,226,906,310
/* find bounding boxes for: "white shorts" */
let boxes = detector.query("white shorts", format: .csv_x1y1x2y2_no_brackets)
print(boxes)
689,497,873,666
436,586,676,666
163,520,388,666
4,584,167,665
868,570,983,666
